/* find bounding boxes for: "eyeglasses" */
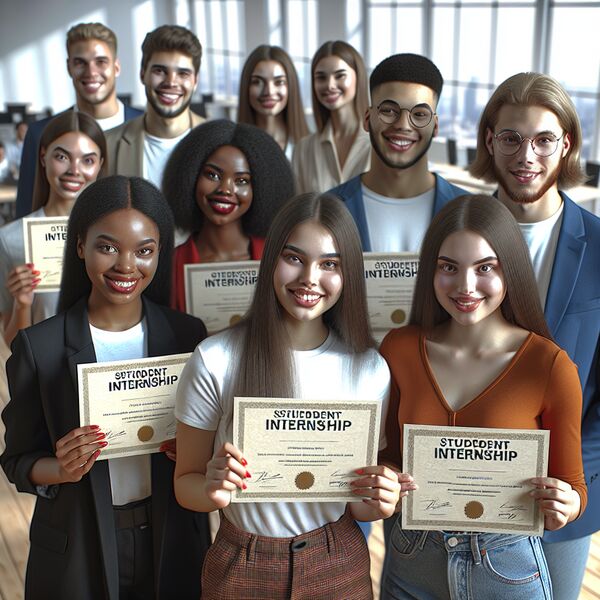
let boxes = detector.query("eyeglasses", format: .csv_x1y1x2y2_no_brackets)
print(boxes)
375,101,435,128
493,130,565,157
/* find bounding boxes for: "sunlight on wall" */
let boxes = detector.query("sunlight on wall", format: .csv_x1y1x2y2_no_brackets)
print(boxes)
131,0,157,106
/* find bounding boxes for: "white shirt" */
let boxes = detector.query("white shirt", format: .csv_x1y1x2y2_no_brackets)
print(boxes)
143,129,190,189
95,100,126,132
362,184,435,253
175,328,390,537
518,203,564,309
90,318,152,506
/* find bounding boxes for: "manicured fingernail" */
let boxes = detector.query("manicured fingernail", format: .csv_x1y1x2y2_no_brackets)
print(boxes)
242,483,247,490
240,457,248,466
32,278,41,284
97,441,108,448
32,270,40,275
95,432,106,440
93,449,101,458
90,425,100,430
355,469,364,475
245,471,251,478
26,263,34,268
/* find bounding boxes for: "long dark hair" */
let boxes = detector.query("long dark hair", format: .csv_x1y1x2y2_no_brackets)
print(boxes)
237,45,309,143
58,176,174,312
411,194,552,339
32,110,107,212
162,119,294,235
311,41,368,133
233,192,374,398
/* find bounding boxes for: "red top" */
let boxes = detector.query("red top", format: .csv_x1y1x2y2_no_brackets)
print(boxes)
171,235,265,312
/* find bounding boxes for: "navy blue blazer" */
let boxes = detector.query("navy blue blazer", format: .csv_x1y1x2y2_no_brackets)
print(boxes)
542,193,600,542
328,173,467,250
1,296,210,599
15,104,142,218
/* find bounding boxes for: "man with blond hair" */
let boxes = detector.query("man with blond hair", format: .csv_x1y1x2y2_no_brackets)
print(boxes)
15,22,141,218
471,72,600,599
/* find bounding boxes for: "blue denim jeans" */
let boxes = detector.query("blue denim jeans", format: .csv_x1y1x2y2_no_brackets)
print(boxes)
381,519,552,600
542,536,591,600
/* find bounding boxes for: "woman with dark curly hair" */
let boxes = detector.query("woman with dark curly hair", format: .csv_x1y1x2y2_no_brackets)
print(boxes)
162,119,295,312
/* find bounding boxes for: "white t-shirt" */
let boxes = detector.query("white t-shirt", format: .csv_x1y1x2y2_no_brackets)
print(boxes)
175,328,391,537
95,100,126,132
518,203,564,309
362,184,435,253
143,129,190,188
89,318,152,506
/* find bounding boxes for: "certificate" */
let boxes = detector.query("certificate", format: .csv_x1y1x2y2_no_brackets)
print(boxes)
78,353,191,459
23,216,69,292
232,397,381,503
363,252,419,341
402,424,549,536
184,260,259,333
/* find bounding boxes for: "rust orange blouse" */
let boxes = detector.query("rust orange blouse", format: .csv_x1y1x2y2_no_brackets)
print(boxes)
379,325,587,514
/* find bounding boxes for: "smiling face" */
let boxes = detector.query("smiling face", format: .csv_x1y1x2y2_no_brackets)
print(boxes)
195,145,253,226
248,60,289,117
365,81,438,170
77,208,160,311
434,229,506,327
67,39,120,107
142,50,197,119
313,55,357,112
41,131,103,203
273,221,343,327
485,104,570,205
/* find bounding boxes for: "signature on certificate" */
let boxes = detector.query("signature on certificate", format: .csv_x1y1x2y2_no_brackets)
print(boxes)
329,469,353,488
254,471,283,487
497,501,526,521
104,429,127,444
421,498,452,513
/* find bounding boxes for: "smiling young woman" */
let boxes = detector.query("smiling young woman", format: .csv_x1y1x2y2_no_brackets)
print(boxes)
0,110,107,345
1,176,210,600
162,119,295,312
378,195,587,599
173,192,398,599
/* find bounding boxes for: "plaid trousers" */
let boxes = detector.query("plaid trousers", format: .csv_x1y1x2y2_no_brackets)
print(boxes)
201,511,373,600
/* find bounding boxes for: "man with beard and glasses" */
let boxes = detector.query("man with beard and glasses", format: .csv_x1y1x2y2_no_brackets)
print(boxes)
105,25,204,190
470,72,600,600
15,22,142,219
329,53,465,253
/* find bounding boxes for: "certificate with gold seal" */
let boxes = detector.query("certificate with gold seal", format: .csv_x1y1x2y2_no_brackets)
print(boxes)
184,260,259,333
402,424,549,536
231,397,382,503
363,252,419,341
77,353,191,459
23,216,69,292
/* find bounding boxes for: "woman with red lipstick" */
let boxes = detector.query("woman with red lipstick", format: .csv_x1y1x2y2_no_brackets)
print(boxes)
162,119,295,312
378,195,586,599
293,41,371,194
237,45,309,159
0,110,107,345
173,192,399,599
1,176,210,600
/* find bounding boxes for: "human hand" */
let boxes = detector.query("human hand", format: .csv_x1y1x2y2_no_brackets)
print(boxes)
350,465,410,520
530,477,581,531
55,425,106,483
159,438,176,462
204,442,250,509
6,264,40,308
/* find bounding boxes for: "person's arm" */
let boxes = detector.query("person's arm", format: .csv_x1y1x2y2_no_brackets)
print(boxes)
174,423,249,512
3,263,40,345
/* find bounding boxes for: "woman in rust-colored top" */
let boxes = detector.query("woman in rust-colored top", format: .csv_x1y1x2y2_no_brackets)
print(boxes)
379,195,586,600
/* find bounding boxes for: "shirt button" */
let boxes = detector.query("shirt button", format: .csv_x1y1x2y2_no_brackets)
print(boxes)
447,537,459,548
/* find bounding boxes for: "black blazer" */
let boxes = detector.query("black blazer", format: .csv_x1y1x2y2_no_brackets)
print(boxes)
1,297,210,600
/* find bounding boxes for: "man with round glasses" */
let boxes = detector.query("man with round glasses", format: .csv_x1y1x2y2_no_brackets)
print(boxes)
471,72,600,600
329,53,465,253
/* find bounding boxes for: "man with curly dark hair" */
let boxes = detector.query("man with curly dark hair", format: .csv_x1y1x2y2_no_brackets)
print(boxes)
162,119,295,312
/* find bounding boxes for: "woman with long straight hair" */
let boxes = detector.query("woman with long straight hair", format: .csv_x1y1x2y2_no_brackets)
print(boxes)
379,195,587,599
237,45,309,160
174,192,399,599
0,110,106,344
292,40,370,193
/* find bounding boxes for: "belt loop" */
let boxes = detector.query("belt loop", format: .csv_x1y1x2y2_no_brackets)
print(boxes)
470,534,482,565
246,533,257,563
418,530,429,550
324,522,335,555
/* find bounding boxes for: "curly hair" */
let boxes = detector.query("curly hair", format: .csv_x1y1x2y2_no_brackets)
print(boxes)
162,119,295,235
58,176,174,312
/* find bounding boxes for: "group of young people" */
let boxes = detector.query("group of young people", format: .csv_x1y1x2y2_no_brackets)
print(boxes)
0,17,598,600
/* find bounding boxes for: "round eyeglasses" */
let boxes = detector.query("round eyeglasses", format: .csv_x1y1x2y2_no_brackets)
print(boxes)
375,102,435,128
493,130,565,157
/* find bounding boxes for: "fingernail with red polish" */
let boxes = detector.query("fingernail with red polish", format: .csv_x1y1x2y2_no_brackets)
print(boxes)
26,263,34,268
95,432,106,440
355,469,365,475
90,425,100,430
97,441,108,448
240,457,248,467
245,471,251,478
242,483,247,490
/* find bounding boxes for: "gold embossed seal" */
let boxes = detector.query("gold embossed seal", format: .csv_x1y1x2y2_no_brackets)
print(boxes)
464,501,484,519
295,471,315,490
230,314,242,326
137,426,154,442
391,309,406,324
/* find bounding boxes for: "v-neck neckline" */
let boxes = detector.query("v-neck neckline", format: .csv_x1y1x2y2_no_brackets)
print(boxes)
419,330,534,414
